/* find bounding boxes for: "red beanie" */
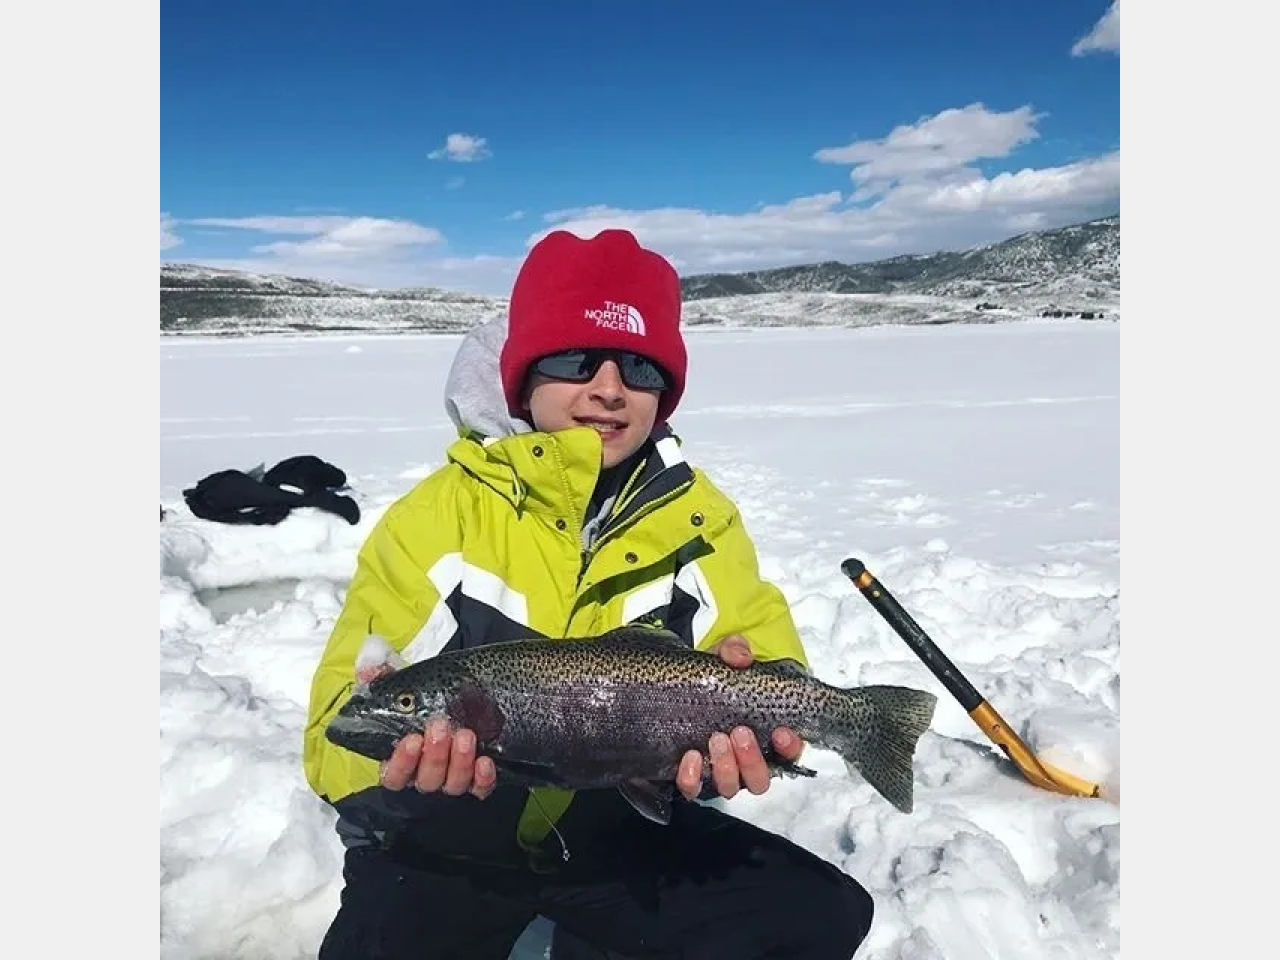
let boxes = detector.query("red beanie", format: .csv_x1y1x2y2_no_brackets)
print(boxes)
500,228,687,424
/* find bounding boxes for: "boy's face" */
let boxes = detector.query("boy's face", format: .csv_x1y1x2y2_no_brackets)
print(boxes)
524,356,662,468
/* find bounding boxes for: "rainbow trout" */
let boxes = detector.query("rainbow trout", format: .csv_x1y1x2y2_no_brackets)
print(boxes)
325,625,937,821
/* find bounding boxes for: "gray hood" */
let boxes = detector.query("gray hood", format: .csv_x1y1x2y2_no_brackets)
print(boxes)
443,315,534,440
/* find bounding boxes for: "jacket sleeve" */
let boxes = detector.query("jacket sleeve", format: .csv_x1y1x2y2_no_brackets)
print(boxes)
302,468,464,807
668,484,810,671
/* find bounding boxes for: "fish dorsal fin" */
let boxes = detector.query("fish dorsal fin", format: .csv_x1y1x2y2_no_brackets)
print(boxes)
597,625,689,650
767,657,811,677
617,778,675,825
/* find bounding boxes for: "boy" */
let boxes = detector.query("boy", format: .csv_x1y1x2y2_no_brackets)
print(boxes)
303,229,875,959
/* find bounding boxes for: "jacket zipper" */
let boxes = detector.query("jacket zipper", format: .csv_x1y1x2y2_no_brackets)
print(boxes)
574,454,652,585
574,479,693,589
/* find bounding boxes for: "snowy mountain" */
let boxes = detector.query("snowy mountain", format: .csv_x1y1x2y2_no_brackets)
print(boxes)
160,216,1118,337
681,216,1118,301
160,264,506,336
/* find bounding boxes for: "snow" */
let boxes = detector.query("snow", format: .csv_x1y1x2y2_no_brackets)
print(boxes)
160,319,1120,959
681,291,1117,331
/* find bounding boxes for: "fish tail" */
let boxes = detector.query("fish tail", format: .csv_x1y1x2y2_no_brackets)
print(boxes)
821,684,937,814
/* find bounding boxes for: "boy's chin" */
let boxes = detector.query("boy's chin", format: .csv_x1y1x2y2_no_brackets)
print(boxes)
600,435,644,468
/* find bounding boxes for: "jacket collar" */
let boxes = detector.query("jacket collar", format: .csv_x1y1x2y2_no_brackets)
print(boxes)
446,422,695,534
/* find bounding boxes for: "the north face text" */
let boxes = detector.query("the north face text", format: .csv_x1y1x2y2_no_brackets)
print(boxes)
584,301,646,335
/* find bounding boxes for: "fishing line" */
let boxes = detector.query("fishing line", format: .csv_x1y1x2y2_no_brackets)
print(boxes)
528,789,571,862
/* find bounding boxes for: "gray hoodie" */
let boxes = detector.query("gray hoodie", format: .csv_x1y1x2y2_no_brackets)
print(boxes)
443,315,533,441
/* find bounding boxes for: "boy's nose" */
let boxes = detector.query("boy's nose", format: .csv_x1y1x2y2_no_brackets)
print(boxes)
588,360,626,402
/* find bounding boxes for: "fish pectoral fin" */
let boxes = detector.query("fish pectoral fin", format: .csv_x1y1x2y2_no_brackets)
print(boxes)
489,756,569,787
453,679,505,744
773,759,819,779
617,779,675,826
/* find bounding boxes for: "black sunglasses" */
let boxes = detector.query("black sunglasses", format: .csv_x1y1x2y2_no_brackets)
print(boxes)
531,349,671,392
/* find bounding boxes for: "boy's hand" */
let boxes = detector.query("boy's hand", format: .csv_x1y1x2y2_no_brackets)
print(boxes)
675,634,806,801
379,717,497,800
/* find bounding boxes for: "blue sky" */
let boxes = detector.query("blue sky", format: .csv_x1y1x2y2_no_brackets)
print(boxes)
160,0,1119,295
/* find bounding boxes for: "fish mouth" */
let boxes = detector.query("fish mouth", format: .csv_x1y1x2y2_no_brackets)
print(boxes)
325,711,403,762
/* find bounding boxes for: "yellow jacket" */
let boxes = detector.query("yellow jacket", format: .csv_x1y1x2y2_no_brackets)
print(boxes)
303,422,807,850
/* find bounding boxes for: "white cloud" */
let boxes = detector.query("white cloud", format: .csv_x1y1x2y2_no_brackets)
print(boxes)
896,154,1120,214
181,215,443,260
1072,1,1119,56
167,103,1116,294
184,215,355,235
428,133,491,162
160,212,182,252
533,160,1116,276
188,251,523,296
815,104,1042,199
164,214,472,288
533,102,1118,277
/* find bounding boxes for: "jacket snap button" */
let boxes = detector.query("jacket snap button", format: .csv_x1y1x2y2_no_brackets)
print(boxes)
555,518,566,530
532,445,544,457
690,512,704,527
625,551,638,563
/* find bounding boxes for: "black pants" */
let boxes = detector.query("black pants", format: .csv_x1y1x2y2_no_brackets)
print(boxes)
317,792,874,960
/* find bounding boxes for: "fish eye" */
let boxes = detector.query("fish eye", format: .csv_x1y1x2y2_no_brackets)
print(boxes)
393,692,417,713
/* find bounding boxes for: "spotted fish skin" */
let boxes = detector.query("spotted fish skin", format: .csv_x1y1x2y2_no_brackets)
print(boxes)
325,625,937,814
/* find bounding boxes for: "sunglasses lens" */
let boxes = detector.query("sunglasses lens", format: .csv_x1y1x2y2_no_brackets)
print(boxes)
618,354,669,390
534,350,669,391
534,351,595,381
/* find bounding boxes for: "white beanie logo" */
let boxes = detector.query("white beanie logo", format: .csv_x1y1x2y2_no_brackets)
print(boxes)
583,300,646,336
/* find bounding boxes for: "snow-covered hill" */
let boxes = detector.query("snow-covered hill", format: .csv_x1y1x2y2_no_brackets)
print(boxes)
160,217,1118,337
160,264,506,336
681,217,1118,305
